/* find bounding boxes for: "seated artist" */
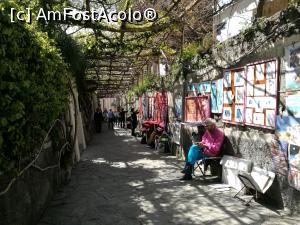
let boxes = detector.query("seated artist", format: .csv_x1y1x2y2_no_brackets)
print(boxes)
180,118,225,180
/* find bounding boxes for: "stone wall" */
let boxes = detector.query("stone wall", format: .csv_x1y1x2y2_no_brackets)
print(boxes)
0,143,69,225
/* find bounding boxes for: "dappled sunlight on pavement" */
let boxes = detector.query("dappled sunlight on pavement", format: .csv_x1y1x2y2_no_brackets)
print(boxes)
37,126,300,225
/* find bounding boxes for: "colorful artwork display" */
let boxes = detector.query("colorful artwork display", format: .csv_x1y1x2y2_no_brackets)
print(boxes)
286,93,300,118
285,42,300,91
222,68,245,123
276,116,300,190
185,96,211,122
245,60,278,129
211,79,223,113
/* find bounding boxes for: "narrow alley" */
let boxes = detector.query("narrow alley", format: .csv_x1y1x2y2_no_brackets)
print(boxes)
37,127,297,225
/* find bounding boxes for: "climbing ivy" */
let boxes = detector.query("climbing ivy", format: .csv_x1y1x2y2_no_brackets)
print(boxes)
0,1,69,172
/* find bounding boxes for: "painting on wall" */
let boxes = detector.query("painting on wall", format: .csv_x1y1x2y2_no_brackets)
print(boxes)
245,108,253,124
253,113,265,125
234,71,244,86
286,42,300,91
247,65,255,81
256,64,265,81
266,61,276,79
235,87,244,104
224,91,233,104
247,82,254,96
198,81,211,94
266,109,276,128
288,143,300,191
235,105,244,123
224,71,231,87
266,79,276,96
211,79,223,113
223,107,232,121
286,94,300,118
185,96,211,122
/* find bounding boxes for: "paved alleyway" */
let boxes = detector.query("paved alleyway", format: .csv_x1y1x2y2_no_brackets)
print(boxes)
38,126,299,225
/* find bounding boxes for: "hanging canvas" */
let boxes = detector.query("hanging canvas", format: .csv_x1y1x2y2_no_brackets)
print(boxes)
247,65,255,81
288,143,300,191
286,94,300,118
253,113,265,125
266,61,276,79
285,42,300,91
247,82,254,96
185,96,211,122
223,107,232,121
245,108,253,124
224,91,233,104
266,79,276,96
234,71,244,86
235,87,244,104
211,79,223,113
256,64,265,81
198,81,211,94
266,109,276,128
235,105,244,123
224,71,231,87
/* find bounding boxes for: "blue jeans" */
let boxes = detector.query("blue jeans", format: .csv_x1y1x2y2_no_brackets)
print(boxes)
187,144,205,165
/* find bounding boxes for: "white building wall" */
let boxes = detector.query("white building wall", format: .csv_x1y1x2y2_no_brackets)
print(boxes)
214,0,259,42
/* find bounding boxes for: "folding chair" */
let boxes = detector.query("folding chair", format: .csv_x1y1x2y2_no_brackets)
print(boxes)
193,155,222,179
234,173,259,206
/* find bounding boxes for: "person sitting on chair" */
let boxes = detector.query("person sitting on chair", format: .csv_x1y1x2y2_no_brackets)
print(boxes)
180,118,224,180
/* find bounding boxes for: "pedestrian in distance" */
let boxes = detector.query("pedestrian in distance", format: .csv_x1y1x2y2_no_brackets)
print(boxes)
130,108,139,136
107,109,114,129
94,107,103,133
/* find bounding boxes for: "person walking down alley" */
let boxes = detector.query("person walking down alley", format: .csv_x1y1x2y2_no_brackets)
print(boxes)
94,108,103,133
120,108,127,128
107,109,114,129
180,118,224,180
130,108,139,136
114,109,120,127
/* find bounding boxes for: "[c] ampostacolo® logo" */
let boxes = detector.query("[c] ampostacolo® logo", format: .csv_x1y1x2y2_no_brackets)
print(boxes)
10,7,158,23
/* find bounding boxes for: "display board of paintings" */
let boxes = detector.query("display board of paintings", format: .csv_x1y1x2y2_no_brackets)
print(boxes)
211,79,223,113
245,59,278,129
276,116,300,191
285,42,300,91
222,68,245,124
185,96,211,122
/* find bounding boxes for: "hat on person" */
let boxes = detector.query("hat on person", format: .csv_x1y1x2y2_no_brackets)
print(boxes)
204,118,216,126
